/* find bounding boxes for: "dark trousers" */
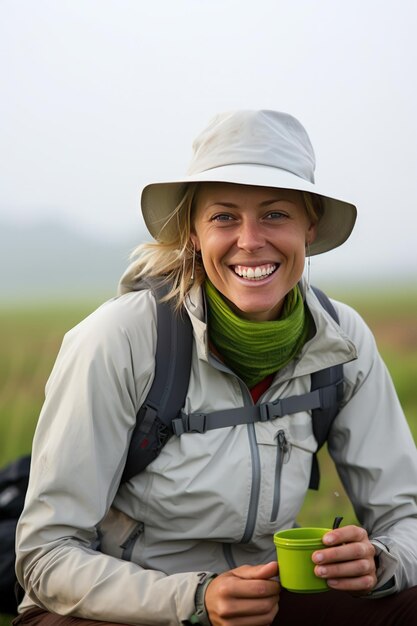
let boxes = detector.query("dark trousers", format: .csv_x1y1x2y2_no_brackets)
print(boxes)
274,586,417,625
12,586,417,626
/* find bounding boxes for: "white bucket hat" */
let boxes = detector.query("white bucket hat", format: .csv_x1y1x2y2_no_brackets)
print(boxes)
141,110,357,255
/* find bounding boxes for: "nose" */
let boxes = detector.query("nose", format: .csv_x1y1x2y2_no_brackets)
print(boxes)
237,218,265,252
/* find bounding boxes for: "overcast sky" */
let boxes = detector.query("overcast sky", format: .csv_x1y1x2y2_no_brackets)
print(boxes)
1,0,416,284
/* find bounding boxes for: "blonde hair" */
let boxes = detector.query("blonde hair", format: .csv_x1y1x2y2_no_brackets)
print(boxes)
128,183,202,309
129,184,323,309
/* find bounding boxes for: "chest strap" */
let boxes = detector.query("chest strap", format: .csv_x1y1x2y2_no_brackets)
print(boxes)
172,379,343,436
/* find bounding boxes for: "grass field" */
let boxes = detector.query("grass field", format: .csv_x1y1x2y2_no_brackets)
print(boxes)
1,287,416,624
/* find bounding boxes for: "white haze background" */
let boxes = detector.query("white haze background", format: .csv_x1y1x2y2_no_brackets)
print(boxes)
1,0,416,299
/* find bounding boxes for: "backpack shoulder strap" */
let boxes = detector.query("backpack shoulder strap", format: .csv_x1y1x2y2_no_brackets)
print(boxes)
309,286,344,490
121,281,193,483
311,286,339,323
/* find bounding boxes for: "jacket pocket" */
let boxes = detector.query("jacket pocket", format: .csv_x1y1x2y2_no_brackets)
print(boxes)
121,521,145,561
270,430,291,523
97,506,143,560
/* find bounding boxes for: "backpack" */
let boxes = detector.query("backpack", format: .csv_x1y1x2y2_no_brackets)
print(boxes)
122,281,344,490
0,454,31,614
2,283,343,614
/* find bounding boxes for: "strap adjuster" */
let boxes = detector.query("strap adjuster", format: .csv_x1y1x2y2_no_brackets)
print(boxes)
172,412,207,436
188,413,207,434
259,403,272,421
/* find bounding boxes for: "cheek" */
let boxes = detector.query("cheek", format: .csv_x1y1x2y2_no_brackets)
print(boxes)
198,231,225,258
281,234,308,273
279,229,308,255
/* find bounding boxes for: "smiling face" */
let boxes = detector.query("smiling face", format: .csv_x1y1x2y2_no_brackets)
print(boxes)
191,182,317,321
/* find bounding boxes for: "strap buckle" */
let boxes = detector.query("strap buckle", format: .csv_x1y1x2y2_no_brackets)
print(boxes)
259,402,282,421
172,412,207,436
188,413,207,434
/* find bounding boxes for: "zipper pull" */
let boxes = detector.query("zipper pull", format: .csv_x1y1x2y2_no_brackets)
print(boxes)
277,430,291,463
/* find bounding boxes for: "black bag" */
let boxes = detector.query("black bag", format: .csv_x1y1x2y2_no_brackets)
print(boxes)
0,454,31,614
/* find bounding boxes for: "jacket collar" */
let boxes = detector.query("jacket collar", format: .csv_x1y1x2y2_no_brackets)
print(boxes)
293,281,357,378
185,280,357,376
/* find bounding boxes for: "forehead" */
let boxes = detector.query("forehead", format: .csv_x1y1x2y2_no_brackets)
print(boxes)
195,182,303,205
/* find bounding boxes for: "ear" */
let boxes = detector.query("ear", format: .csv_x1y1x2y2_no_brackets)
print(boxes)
190,232,201,252
306,222,318,246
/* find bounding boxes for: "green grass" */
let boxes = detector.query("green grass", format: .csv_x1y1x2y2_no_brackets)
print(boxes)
0,301,102,465
1,289,416,620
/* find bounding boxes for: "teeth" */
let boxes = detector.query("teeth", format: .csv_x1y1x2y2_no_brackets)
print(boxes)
234,264,276,281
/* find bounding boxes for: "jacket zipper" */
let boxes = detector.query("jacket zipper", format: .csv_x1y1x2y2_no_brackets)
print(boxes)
223,420,260,554
206,356,261,547
241,422,261,543
238,380,262,545
270,430,290,522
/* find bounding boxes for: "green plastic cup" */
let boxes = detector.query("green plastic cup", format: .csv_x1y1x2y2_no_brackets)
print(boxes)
274,527,331,593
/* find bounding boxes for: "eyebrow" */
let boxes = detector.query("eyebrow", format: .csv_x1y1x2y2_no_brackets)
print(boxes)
207,198,287,209
259,198,288,207
207,202,237,208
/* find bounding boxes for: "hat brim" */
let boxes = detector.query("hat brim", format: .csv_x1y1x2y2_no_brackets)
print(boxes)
141,164,357,256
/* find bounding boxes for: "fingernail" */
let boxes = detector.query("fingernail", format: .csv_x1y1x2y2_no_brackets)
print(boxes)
313,552,324,563
323,533,335,544
317,567,327,576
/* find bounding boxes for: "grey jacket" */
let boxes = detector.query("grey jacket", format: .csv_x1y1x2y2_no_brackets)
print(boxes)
15,281,417,624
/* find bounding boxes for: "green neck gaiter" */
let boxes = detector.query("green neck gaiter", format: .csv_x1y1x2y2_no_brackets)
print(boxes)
204,280,309,388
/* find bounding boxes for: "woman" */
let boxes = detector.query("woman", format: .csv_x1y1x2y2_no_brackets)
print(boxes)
15,110,417,626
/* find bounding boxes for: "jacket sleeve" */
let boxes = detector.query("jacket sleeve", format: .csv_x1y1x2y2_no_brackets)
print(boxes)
328,301,417,594
15,293,202,625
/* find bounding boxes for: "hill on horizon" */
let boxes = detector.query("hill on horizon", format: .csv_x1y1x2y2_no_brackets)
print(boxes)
0,218,143,302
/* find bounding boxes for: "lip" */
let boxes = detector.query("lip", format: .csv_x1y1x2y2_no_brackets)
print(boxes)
230,261,279,267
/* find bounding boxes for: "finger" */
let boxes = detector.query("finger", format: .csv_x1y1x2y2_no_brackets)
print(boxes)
223,604,278,626
322,525,368,546
208,597,279,626
233,561,279,580
217,596,279,617
314,556,376,581
209,609,278,626
313,539,375,565
206,578,279,626
325,573,377,594
213,574,280,600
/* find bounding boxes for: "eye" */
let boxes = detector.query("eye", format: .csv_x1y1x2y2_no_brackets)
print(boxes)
265,211,287,220
211,213,235,222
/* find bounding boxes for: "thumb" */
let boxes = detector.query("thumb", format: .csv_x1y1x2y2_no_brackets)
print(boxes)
257,561,279,579
234,561,279,580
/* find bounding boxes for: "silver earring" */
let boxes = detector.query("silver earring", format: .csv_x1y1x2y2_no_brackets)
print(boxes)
190,243,196,281
306,242,311,289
